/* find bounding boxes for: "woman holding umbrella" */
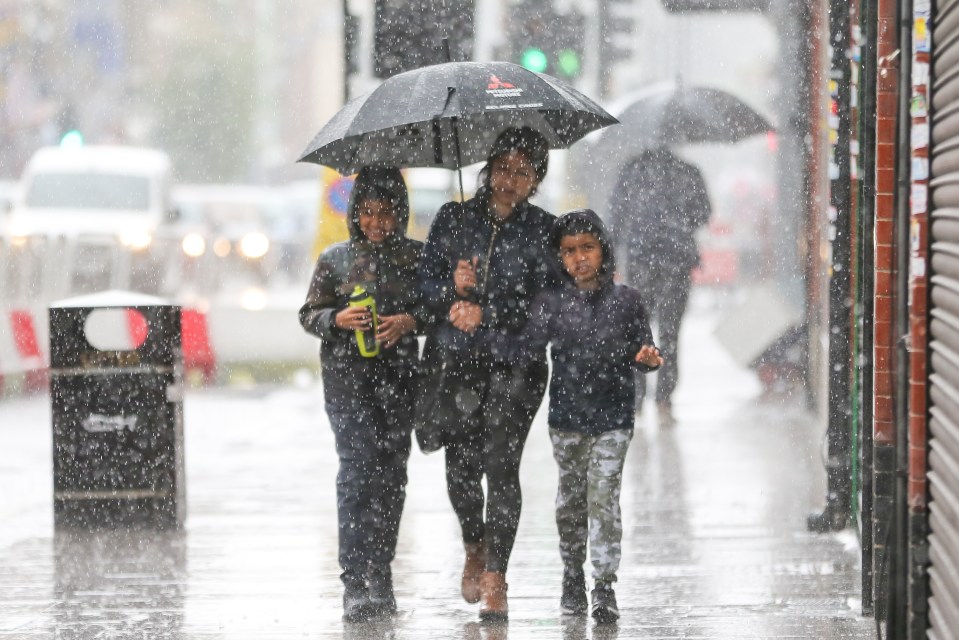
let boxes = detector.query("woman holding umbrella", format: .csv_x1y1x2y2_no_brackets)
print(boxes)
418,126,556,620
299,166,423,622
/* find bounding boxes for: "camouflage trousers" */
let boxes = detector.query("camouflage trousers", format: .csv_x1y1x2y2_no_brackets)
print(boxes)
549,428,633,584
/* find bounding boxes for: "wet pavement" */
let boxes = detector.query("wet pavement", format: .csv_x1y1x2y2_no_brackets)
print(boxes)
0,295,876,639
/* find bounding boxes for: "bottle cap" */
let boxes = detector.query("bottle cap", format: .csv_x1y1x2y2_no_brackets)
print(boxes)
350,285,367,301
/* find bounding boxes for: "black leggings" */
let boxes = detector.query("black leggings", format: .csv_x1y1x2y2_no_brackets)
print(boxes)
443,358,548,573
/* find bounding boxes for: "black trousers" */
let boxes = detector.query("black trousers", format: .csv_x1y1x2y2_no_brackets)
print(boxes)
441,357,548,573
632,263,692,406
325,368,412,580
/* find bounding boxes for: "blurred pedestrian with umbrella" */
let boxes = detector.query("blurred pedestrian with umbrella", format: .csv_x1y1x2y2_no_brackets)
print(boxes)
298,166,423,622
609,148,711,424
601,82,773,424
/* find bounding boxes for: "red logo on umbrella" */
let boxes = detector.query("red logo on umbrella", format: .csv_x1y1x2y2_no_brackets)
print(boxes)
488,75,515,90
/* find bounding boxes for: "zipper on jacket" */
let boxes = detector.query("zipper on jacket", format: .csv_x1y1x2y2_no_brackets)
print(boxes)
480,221,501,296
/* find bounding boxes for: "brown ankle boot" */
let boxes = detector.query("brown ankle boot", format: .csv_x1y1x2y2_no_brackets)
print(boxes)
479,571,508,620
461,541,485,603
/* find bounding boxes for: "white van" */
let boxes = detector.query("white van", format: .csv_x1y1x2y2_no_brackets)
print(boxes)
5,146,178,297
7,145,176,247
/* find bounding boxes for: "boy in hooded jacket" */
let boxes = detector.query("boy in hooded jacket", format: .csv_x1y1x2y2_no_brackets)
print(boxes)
299,166,423,622
481,209,663,622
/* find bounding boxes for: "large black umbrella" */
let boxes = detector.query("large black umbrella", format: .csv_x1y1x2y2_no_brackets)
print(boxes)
595,81,773,151
577,81,774,219
297,61,617,178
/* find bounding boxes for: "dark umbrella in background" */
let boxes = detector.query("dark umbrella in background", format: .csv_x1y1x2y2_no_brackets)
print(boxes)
297,60,617,200
574,80,775,219
601,80,774,148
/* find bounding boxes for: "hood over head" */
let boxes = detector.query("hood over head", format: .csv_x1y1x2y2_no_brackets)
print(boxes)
347,165,410,242
550,208,616,285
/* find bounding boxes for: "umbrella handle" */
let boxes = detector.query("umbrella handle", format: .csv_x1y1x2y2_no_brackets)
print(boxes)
451,115,466,203
432,119,443,165
449,111,469,265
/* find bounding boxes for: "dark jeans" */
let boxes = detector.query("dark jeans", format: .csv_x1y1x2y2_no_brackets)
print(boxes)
442,357,548,573
325,370,412,578
633,263,692,405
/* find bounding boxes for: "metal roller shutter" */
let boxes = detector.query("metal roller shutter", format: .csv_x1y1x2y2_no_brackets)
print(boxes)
928,0,959,635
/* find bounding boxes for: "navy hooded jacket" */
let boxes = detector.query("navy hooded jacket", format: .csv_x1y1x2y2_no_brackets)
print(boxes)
483,209,658,435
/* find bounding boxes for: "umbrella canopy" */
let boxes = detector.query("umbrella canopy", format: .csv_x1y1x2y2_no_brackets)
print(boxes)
597,81,774,150
573,81,774,222
298,61,617,176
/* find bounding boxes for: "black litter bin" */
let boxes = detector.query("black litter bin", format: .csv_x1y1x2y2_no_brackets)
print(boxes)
49,292,186,529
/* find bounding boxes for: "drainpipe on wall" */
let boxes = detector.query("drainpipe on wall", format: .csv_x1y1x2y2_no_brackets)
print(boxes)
905,0,931,637
808,0,854,534
890,0,915,633
857,0,879,614
870,0,903,622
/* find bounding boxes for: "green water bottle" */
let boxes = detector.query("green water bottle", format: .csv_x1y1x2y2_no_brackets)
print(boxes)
348,285,380,357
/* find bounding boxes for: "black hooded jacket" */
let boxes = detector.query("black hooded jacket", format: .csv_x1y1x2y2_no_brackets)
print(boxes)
483,209,658,435
299,167,424,395
418,189,556,356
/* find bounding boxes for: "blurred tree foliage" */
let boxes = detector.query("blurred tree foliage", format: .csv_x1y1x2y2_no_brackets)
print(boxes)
150,3,256,182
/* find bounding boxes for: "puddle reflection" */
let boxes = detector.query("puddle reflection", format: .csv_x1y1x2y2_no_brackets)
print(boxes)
53,527,187,638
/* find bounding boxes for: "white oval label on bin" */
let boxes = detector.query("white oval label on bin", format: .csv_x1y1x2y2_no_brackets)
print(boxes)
82,413,138,433
84,308,149,351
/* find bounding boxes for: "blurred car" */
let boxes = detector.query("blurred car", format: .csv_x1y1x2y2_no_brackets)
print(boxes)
8,146,176,245
171,184,286,294
5,146,177,296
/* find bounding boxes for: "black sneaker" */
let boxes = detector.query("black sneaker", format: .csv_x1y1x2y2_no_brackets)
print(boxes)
591,583,619,623
560,568,587,615
368,566,397,615
342,576,374,622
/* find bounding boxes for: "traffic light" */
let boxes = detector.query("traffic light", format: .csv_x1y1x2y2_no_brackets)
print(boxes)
552,11,585,80
374,0,474,79
507,1,585,80
507,0,548,73
344,12,359,76
374,0,424,78
599,0,636,65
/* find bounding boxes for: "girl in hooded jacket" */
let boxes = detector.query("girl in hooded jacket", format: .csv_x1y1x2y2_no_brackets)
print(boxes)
481,209,663,623
299,166,423,622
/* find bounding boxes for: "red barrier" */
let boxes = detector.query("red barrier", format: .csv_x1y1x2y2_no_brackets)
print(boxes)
181,308,216,384
125,308,149,347
129,307,216,383
10,309,49,393
0,306,218,400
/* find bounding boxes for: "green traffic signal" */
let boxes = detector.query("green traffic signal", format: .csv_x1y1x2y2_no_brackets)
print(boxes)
520,47,549,73
60,130,84,149
556,49,581,78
